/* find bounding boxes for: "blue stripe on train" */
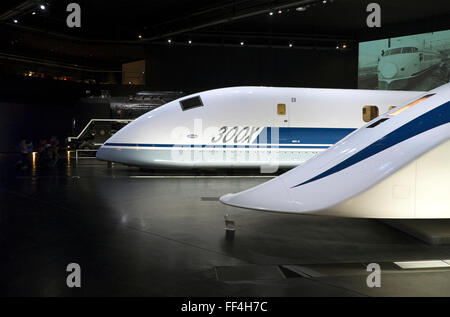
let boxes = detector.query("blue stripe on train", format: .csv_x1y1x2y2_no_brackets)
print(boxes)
103,143,331,149
254,127,356,145
104,127,356,149
292,100,450,188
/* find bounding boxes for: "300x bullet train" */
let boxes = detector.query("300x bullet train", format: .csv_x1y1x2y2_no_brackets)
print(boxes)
221,83,450,219
378,44,443,89
97,87,422,169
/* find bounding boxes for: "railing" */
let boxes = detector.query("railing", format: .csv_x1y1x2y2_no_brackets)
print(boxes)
67,119,134,144
75,149,99,164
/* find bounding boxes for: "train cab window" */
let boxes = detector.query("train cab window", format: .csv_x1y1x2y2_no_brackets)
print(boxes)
389,94,435,117
180,96,203,111
385,48,402,56
402,47,412,53
362,106,379,122
277,104,286,115
402,47,417,54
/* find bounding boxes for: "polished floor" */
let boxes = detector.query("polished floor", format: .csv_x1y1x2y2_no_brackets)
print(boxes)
2,155,450,297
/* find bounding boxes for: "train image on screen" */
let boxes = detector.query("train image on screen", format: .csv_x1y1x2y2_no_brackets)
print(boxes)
377,41,444,89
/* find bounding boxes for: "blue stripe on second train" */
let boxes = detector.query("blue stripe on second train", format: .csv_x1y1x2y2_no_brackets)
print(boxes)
254,127,355,145
292,100,450,188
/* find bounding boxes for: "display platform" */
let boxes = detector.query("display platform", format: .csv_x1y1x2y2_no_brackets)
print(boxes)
382,220,450,245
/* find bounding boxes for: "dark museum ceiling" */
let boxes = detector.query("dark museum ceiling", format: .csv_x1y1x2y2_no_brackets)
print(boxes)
0,0,450,68
2,0,450,42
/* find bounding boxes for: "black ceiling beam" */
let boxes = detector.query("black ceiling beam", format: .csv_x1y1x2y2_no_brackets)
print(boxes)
0,52,121,73
4,21,351,47
148,0,257,31
191,31,354,43
144,0,322,41
0,0,38,22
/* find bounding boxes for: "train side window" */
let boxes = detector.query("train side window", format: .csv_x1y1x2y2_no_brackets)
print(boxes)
180,96,203,111
362,106,379,122
277,104,286,115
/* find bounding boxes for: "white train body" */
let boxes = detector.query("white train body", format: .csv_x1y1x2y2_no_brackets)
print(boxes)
220,83,450,219
378,45,442,89
97,87,421,169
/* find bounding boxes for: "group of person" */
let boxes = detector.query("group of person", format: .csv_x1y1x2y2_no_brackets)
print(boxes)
17,137,63,170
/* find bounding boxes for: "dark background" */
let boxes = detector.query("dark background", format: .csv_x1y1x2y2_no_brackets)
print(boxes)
0,0,449,152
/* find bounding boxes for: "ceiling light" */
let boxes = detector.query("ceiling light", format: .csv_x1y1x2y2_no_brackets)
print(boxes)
278,10,282,14
188,40,192,44
168,39,172,43
289,43,293,48
138,35,142,39
240,41,244,46
32,12,36,15
40,4,46,10
342,44,347,49
269,11,274,16
296,6,307,12
13,19,18,23
336,45,340,49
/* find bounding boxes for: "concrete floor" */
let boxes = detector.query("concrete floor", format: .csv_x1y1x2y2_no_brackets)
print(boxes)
2,155,450,297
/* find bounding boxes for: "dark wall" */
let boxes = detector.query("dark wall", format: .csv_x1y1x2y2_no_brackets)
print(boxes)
0,102,74,153
0,78,105,152
145,45,358,93
0,45,358,152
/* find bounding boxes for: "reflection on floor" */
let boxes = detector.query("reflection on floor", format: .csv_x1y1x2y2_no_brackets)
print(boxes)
2,155,450,297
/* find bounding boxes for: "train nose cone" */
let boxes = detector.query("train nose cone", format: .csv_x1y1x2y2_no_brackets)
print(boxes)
220,177,295,212
379,63,398,79
96,146,108,161
96,145,118,163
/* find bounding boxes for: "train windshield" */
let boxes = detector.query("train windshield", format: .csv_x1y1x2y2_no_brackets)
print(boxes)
384,47,418,56
180,96,204,111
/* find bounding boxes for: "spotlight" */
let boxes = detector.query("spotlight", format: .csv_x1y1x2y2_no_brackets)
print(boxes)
13,19,18,23
32,12,36,15
167,39,172,44
188,40,192,44
322,0,327,3
240,41,244,46
138,35,142,39
336,45,340,49
342,44,347,49
296,6,307,12
278,10,282,14
289,43,293,48
269,11,274,16
40,4,46,10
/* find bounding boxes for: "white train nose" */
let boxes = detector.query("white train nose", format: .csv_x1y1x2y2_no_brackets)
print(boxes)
220,177,295,212
379,63,398,79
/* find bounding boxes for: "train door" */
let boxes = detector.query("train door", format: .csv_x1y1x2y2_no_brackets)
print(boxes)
273,101,290,128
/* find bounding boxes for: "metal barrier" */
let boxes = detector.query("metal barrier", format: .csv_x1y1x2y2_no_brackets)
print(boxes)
75,149,98,164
